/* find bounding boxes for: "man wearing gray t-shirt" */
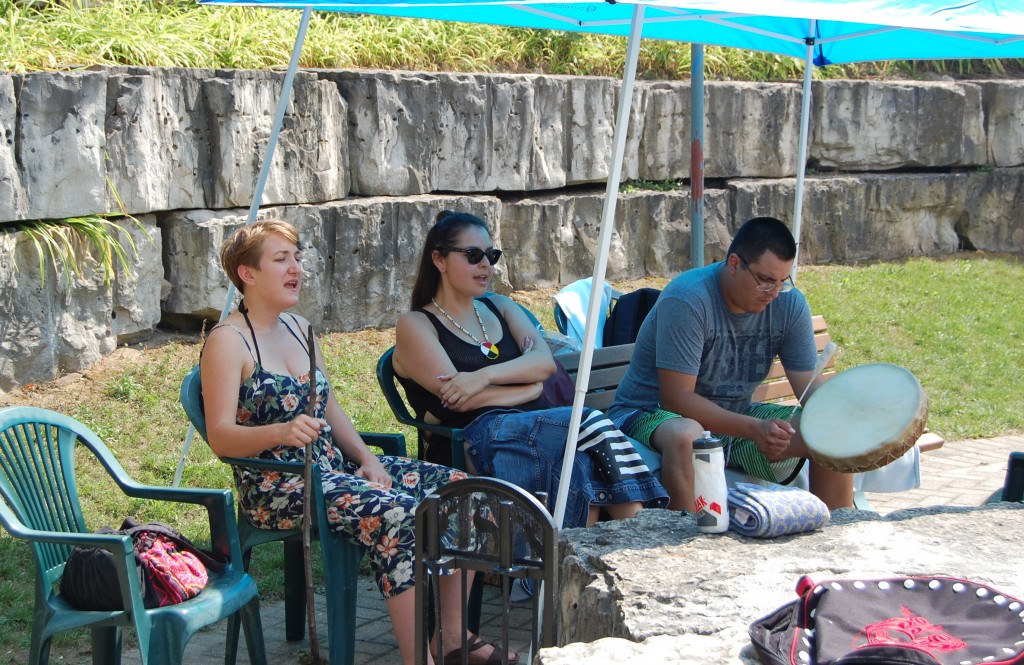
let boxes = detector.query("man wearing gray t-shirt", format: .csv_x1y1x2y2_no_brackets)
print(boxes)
608,217,853,512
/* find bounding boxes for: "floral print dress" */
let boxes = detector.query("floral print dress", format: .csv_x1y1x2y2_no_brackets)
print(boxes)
228,325,467,599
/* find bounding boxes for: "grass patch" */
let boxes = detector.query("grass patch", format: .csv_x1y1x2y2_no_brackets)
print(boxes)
797,256,1024,440
4,0,1024,79
0,257,1022,659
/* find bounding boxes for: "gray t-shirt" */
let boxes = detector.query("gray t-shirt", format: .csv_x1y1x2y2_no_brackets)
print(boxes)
608,262,818,418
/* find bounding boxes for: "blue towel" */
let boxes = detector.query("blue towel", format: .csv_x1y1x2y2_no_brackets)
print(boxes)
728,482,830,538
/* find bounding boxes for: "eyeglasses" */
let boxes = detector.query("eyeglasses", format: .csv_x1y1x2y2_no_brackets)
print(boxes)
735,253,794,293
448,246,503,265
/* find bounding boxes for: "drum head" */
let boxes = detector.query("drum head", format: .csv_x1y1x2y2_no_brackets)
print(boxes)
800,363,928,473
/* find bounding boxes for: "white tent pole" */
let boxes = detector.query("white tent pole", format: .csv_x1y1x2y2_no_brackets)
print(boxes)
172,6,314,487
790,19,816,279
552,3,646,527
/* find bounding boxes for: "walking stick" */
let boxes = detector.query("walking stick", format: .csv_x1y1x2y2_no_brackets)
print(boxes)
302,324,323,664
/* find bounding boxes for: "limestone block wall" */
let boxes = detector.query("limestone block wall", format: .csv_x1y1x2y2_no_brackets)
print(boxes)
2,67,1023,390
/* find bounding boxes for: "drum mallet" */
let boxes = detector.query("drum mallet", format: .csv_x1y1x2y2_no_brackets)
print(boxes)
788,341,837,424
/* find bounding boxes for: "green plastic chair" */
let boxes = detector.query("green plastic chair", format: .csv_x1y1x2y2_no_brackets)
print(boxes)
179,364,407,665
0,405,266,665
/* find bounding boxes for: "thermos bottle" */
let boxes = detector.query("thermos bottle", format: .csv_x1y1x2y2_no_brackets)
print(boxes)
692,431,728,533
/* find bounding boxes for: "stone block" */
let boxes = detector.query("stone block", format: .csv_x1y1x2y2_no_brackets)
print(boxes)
707,82,802,178
0,215,159,391
557,505,1024,662
14,71,109,221
202,70,348,209
811,80,976,170
0,75,25,222
627,81,692,181
731,174,964,263
958,167,1024,253
112,214,164,338
104,69,208,215
503,188,729,289
980,80,1024,167
557,76,610,185
327,70,620,195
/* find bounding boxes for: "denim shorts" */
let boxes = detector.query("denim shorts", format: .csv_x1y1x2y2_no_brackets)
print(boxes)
463,407,668,528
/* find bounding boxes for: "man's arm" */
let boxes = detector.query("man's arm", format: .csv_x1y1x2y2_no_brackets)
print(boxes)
784,367,825,407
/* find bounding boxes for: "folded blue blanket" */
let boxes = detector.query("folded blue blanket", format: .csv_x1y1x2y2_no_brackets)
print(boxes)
727,482,830,538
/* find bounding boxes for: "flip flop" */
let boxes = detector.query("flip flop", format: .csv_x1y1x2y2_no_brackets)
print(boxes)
441,635,519,665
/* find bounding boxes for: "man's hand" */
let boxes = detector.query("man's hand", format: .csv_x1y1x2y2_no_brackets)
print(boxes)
754,418,796,458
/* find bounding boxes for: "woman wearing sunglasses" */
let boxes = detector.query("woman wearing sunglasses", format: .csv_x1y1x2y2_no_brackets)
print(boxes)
393,210,668,530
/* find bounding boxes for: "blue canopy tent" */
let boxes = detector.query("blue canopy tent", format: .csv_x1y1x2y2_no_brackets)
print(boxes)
179,0,1024,530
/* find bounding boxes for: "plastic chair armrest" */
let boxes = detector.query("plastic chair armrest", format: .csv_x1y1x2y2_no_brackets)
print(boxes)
113,482,240,562
360,432,407,457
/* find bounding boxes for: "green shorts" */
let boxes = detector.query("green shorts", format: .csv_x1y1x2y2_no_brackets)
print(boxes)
620,403,804,484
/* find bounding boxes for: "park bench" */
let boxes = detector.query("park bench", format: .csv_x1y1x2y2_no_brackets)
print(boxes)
557,313,945,451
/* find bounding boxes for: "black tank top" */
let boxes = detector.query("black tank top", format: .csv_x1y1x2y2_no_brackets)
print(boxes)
397,297,547,429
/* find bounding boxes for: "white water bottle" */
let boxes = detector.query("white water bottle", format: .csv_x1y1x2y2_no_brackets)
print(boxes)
692,431,729,534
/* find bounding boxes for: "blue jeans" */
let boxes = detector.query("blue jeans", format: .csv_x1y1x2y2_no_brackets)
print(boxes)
463,407,668,528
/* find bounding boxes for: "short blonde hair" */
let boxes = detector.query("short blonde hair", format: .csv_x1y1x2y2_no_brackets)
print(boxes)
220,220,301,292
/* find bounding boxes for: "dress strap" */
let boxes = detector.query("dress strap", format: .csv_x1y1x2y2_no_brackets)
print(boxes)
281,313,312,356
239,305,264,367
238,304,312,366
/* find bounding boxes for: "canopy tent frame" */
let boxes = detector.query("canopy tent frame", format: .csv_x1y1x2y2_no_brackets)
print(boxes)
175,1,1024,529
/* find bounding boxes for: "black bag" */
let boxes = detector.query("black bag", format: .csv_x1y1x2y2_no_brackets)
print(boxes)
603,288,661,347
750,575,1024,665
61,517,227,611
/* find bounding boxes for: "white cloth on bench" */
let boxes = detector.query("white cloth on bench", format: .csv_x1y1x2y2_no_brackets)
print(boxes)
552,278,614,349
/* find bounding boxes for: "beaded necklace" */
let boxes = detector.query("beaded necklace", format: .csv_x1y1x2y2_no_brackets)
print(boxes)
431,298,500,360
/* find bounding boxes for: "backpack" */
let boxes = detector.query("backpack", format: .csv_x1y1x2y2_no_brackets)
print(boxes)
62,517,227,610
603,287,661,347
749,575,1024,665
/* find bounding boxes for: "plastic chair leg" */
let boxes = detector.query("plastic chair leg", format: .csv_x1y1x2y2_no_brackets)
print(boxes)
323,539,363,665
283,539,307,642
91,626,122,665
224,612,241,665
240,597,269,665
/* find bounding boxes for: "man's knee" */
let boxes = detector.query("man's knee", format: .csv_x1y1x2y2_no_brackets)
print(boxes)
653,418,703,462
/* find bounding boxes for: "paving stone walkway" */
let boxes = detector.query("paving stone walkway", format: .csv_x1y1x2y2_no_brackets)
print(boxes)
120,435,1022,665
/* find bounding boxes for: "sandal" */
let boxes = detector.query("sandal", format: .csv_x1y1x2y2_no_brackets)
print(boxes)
441,635,520,665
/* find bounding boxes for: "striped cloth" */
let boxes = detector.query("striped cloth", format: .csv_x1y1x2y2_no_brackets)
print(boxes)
577,410,651,482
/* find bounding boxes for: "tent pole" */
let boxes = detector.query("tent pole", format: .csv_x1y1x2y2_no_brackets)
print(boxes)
690,43,705,269
552,3,647,527
173,6,313,487
791,19,816,279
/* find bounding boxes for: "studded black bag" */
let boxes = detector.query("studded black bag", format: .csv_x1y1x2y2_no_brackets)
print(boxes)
749,575,1024,665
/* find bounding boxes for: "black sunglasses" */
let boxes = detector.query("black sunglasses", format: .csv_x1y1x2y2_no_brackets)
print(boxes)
448,246,502,265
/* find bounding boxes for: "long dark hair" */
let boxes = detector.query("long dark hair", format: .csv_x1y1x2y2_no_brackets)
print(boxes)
409,210,491,310
727,216,796,263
